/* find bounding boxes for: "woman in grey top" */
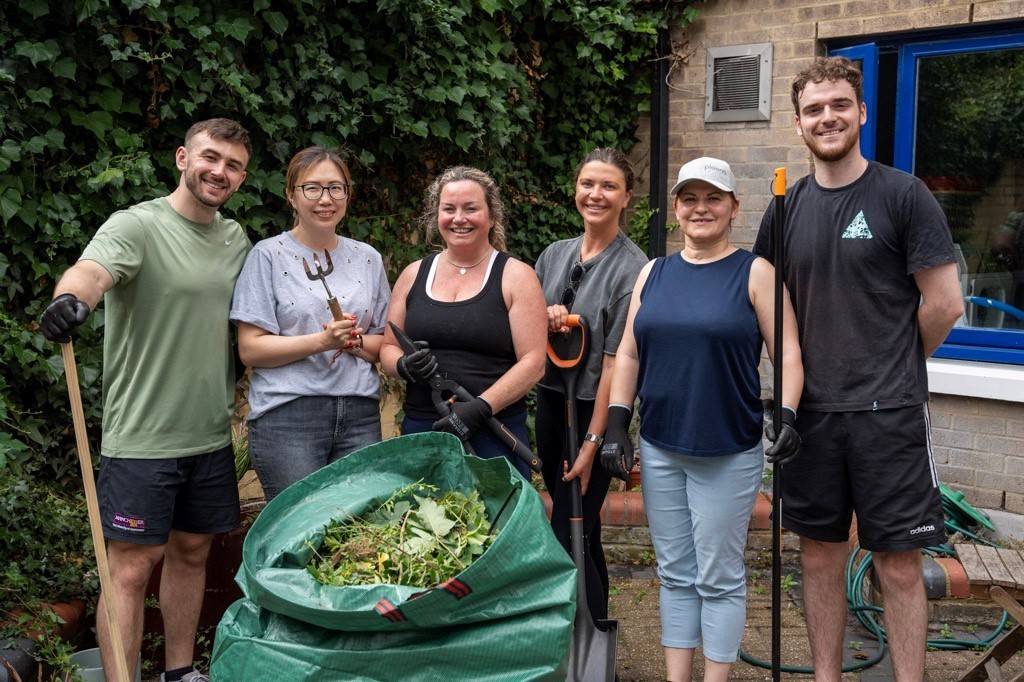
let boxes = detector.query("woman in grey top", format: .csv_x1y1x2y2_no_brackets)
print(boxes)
230,147,391,501
534,147,648,621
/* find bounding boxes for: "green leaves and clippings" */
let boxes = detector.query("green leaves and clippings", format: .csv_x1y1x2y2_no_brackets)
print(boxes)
307,482,497,587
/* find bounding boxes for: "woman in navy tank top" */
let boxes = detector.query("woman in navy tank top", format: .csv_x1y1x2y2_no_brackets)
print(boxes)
602,158,804,680
379,167,547,477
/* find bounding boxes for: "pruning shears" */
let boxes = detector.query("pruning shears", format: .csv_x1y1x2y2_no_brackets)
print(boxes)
389,321,542,473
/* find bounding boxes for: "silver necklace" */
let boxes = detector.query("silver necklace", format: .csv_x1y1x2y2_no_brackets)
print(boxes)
445,249,490,275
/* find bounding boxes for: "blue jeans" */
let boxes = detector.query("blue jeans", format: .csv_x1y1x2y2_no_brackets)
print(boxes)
247,395,382,501
640,436,762,663
401,410,532,478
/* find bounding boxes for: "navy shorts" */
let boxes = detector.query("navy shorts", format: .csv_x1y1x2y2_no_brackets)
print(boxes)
97,444,241,545
779,405,946,552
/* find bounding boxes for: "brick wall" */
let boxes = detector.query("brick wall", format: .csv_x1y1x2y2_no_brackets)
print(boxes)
660,0,1024,512
930,395,1024,513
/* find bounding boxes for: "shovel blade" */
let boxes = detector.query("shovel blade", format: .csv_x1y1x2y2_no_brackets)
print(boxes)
567,616,618,682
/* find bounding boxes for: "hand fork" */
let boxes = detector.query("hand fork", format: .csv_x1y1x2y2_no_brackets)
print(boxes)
302,249,344,321
303,249,349,366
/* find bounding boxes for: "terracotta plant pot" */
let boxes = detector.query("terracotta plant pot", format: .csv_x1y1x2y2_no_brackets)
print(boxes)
5,599,87,643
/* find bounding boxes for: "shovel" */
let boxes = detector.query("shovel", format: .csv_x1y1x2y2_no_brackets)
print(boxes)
546,314,618,682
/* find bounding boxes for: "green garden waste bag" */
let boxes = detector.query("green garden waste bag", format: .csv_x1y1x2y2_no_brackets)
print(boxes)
212,432,575,680
212,598,573,681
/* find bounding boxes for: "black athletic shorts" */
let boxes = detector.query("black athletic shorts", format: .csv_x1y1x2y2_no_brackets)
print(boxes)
779,405,946,552
97,444,241,545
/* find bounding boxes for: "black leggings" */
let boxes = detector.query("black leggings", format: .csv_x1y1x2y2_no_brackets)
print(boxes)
535,386,612,621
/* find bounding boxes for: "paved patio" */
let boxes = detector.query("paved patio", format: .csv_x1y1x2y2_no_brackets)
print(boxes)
608,563,1024,681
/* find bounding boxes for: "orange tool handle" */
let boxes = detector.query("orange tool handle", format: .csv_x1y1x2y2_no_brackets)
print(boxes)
772,167,787,197
546,314,586,369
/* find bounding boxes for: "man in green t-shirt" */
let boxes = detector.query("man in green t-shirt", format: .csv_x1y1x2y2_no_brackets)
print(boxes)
40,118,253,682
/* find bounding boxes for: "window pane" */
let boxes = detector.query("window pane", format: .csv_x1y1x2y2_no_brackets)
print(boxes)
915,49,1024,331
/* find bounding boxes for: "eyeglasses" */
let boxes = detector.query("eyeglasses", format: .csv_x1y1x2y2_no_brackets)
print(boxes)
297,183,349,201
560,261,585,309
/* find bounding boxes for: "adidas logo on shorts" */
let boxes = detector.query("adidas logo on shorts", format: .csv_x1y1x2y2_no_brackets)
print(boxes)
909,524,936,535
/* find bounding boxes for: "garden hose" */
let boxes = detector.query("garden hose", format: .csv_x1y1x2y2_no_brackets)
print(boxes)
739,488,1011,673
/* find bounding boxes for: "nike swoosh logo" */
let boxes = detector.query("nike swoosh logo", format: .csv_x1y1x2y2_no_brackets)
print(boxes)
224,239,233,246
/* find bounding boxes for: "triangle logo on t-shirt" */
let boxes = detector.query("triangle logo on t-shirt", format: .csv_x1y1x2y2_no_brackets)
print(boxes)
841,210,873,239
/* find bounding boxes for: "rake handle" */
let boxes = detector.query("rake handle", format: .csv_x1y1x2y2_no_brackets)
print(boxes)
771,167,787,682
61,341,132,682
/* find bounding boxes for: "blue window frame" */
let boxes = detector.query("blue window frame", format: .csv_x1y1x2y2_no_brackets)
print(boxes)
831,29,1024,365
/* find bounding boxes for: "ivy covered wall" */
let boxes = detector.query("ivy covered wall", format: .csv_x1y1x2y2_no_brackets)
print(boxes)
1,0,698,480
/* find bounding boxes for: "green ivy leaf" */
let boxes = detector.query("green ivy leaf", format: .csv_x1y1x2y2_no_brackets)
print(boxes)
14,40,60,67
76,0,102,22
91,89,123,113
0,189,23,223
26,88,53,105
69,110,113,138
215,17,254,42
430,119,451,138
263,11,288,35
478,0,502,16
23,137,45,154
454,131,475,151
51,58,76,80
0,141,20,163
173,4,200,21
88,168,124,186
346,70,369,91
18,0,49,20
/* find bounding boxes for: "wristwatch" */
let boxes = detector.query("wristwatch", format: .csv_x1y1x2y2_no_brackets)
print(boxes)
583,432,604,447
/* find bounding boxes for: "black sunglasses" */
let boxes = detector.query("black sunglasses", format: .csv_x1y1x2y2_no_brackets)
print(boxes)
560,261,585,309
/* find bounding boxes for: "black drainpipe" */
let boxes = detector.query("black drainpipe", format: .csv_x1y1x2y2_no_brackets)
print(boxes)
648,27,670,259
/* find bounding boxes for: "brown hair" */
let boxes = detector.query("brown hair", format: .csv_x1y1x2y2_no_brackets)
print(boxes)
574,147,636,193
184,118,252,157
419,166,507,252
791,56,864,115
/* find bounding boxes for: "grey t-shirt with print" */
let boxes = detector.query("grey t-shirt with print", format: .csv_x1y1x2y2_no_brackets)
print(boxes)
535,230,648,400
230,231,391,419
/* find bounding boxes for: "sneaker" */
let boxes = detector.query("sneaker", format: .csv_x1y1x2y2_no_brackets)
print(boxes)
160,672,209,682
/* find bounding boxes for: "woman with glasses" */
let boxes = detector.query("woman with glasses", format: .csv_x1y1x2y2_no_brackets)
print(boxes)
230,146,391,501
533,148,648,623
602,158,802,680
380,166,547,477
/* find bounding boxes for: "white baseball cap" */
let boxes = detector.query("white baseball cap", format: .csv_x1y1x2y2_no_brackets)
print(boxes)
670,157,736,197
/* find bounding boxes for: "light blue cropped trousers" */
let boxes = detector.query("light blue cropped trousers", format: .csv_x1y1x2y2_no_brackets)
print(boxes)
640,436,763,663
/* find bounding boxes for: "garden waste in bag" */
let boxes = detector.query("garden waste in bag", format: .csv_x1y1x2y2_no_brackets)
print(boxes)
211,432,576,681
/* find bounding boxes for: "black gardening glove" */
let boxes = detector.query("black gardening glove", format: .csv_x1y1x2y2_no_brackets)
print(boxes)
39,294,91,343
765,406,801,464
396,340,438,384
432,396,492,442
600,404,634,483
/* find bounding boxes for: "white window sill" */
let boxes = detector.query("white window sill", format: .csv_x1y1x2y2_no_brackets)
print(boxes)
927,358,1024,403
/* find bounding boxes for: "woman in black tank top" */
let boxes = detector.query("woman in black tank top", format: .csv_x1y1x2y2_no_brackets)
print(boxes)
379,166,547,477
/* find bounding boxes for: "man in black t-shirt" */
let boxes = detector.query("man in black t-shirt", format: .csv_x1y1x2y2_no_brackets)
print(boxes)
753,57,963,681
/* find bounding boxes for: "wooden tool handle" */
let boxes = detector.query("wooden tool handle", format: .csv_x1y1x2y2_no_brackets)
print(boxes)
61,342,132,682
328,297,344,321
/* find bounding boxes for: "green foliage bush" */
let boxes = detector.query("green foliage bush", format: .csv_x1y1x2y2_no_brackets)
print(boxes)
2,0,696,482
0,470,98,614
